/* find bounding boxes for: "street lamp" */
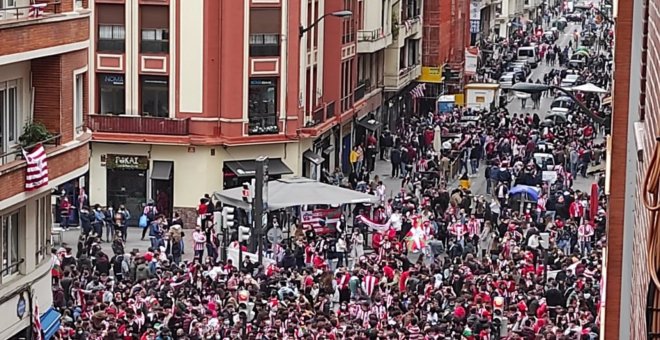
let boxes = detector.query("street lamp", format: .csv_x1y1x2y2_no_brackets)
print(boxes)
511,82,606,124
299,10,352,38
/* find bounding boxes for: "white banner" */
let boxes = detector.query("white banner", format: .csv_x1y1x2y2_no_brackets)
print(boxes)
464,47,479,75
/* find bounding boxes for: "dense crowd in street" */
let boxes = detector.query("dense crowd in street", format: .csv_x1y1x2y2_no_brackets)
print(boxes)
47,4,612,340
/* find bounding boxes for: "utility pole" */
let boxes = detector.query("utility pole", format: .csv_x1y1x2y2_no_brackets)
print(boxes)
253,156,269,263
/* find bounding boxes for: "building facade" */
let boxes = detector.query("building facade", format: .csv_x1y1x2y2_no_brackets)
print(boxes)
87,0,386,221
0,0,91,338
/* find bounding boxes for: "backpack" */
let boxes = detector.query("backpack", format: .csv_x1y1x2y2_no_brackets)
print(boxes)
138,214,148,228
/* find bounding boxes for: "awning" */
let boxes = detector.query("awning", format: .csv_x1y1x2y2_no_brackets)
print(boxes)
357,116,380,131
213,177,379,210
224,158,293,177
303,150,325,165
150,161,173,180
41,307,62,340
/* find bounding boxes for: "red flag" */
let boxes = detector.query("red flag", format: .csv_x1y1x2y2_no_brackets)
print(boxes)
22,143,49,190
33,298,43,340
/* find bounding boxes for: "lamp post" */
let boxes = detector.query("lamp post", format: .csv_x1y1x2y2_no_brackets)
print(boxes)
299,10,352,39
511,82,606,124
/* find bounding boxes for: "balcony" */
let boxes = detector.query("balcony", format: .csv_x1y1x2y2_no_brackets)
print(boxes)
309,106,325,127
249,34,280,57
353,80,369,102
396,16,422,44
357,28,391,54
98,39,125,53
247,114,279,135
141,40,169,53
87,114,189,135
326,101,336,119
384,64,421,91
0,1,61,24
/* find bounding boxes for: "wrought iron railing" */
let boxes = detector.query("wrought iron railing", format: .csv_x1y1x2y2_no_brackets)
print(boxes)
0,134,61,165
357,28,385,41
0,1,61,22
248,114,279,135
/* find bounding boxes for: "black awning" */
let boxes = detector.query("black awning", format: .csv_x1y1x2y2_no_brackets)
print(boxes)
224,158,293,177
151,161,173,180
357,116,380,131
303,150,325,165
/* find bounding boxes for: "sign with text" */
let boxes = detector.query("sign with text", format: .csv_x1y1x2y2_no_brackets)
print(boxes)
464,47,479,75
106,154,149,170
470,1,481,20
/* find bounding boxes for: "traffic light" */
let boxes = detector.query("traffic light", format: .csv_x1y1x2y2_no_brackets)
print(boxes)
241,182,252,203
238,226,251,242
222,207,235,230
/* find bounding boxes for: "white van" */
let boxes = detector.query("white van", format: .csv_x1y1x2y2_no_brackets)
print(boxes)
517,46,539,68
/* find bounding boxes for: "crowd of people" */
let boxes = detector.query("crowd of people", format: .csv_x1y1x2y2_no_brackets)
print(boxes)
46,5,612,340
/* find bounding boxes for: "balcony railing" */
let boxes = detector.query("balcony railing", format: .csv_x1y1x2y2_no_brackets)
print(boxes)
326,101,336,119
98,39,125,53
310,106,325,126
87,114,189,136
354,80,370,102
249,34,280,57
0,1,61,23
0,134,62,165
357,28,384,42
248,114,279,135
141,40,169,53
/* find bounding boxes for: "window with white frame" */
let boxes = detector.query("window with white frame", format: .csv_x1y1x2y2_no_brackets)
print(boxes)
98,25,126,52
0,80,20,157
2,210,21,278
75,0,83,9
74,73,84,134
34,197,50,265
0,0,17,10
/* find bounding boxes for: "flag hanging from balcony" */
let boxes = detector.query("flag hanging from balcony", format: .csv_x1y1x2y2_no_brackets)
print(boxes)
410,83,426,99
28,3,47,18
22,143,49,191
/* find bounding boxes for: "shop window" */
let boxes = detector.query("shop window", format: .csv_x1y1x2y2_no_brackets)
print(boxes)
2,210,20,278
98,25,126,52
141,29,169,53
0,0,16,10
0,80,20,158
74,72,84,134
99,74,125,115
248,78,278,134
141,76,169,117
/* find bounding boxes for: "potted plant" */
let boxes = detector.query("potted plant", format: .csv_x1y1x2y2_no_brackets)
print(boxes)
18,121,53,150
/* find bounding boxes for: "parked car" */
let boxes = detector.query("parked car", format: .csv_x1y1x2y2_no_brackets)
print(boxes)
551,96,575,112
499,72,516,90
542,31,556,44
560,74,580,88
566,12,583,22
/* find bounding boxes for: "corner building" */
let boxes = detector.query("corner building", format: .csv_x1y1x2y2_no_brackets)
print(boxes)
0,0,91,338
87,0,389,222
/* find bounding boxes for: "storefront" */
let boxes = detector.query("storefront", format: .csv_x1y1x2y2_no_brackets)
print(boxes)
384,83,416,131
222,158,293,189
53,175,89,226
355,112,381,147
105,154,149,225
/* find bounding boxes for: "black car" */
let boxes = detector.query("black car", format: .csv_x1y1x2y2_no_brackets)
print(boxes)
566,12,583,22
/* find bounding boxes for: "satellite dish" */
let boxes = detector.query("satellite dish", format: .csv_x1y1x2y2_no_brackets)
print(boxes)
266,227,283,244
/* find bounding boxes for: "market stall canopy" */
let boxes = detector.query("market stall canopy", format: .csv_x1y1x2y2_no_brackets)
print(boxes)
213,177,379,210
224,159,293,177
571,83,608,94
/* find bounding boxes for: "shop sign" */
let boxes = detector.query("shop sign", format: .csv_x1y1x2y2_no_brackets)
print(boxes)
106,154,149,170
16,294,26,319
101,74,124,86
418,66,443,83
470,1,481,20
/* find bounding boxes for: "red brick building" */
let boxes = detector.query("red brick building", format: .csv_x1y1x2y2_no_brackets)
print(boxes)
0,0,90,338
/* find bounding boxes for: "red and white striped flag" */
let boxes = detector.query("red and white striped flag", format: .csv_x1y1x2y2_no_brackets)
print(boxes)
33,298,43,340
28,3,47,18
410,84,426,98
22,143,49,190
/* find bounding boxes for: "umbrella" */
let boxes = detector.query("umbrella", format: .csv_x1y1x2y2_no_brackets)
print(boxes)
509,185,541,201
571,83,608,94
558,17,567,22
576,46,590,53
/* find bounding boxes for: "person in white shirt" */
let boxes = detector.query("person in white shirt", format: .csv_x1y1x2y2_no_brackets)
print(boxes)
578,222,594,256
335,237,347,268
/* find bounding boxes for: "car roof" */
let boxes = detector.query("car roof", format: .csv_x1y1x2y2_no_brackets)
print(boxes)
564,74,579,80
501,72,515,77
552,96,573,102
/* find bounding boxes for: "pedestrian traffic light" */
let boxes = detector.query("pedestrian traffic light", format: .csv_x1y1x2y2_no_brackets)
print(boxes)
241,182,252,202
222,207,235,230
238,226,251,242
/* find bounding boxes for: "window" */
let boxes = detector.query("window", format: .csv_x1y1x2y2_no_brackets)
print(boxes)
2,211,20,278
98,25,126,52
0,80,19,156
141,28,169,53
248,78,278,134
74,73,84,134
75,0,83,9
0,0,16,9
249,34,280,56
34,197,49,265
99,74,125,115
141,76,169,117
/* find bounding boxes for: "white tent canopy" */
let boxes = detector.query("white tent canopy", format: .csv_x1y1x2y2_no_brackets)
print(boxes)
571,83,608,94
213,177,379,210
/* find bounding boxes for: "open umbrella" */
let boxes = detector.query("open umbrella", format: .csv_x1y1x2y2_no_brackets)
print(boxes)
576,46,590,53
571,83,608,94
509,185,541,201
572,50,590,58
